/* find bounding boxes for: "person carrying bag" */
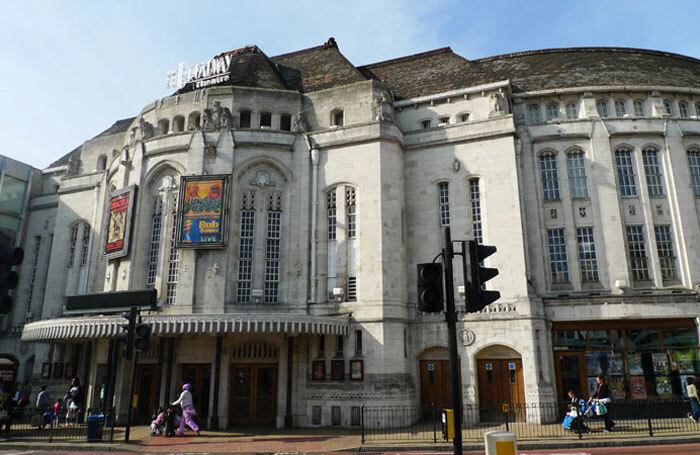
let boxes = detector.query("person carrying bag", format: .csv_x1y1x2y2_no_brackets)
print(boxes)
590,375,615,433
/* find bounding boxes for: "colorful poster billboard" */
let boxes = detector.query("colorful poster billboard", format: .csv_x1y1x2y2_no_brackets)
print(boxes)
104,185,137,259
176,175,229,248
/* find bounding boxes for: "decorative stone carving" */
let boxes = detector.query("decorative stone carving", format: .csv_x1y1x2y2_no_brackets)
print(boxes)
293,111,308,132
550,208,557,219
203,100,234,130
66,154,81,176
452,159,461,172
479,303,517,313
459,328,475,346
372,92,394,122
251,171,276,188
656,204,663,215
579,207,586,217
489,88,509,115
138,118,154,140
628,205,636,216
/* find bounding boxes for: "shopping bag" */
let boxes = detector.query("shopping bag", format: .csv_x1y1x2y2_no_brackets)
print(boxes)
563,415,574,429
596,401,607,415
584,405,594,417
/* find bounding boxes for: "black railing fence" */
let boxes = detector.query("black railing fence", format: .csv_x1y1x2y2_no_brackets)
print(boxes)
360,399,699,443
0,407,115,442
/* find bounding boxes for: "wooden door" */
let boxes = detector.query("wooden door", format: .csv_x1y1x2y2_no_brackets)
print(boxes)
554,351,587,401
477,359,525,421
182,364,211,421
134,364,157,424
419,360,462,415
230,364,277,425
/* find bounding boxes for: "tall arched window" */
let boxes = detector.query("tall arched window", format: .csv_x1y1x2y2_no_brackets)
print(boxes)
438,182,450,226
565,102,578,120
323,185,358,302
546,103,559,121
679,101,689,118
642,148,664,196
158,119,170,135
468,179,482,244
615,99,626,117
663,100,673,115
65,221,91,296
567,150,588,199
615,147,637,196
234,166,287,304
539,153,560,200
634,100,645,117
144,171,180,305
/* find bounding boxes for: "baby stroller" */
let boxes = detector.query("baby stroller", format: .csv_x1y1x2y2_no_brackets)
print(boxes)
162,405,180,437
150,407,166,436
563,399,591,433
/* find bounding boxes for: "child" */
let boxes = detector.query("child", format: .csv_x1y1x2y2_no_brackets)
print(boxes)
150,406,165,436
53,398,62,427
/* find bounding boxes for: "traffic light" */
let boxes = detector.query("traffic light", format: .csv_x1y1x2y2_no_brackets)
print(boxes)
118,307,137,360
0,237,24,314
134,322,151,352
417,262,444,312
466,240,501,313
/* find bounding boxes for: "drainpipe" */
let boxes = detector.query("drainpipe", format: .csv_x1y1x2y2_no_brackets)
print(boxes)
307,134,319,305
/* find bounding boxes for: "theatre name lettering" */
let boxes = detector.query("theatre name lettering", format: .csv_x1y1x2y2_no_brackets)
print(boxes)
166,54,234,90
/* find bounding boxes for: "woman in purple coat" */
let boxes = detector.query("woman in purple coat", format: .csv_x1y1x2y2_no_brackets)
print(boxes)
171,383,200,436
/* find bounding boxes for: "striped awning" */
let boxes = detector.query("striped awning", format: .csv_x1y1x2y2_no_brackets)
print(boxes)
21,313,350,342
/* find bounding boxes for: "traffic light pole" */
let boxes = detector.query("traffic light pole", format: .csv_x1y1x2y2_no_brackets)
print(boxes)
442,227,462,455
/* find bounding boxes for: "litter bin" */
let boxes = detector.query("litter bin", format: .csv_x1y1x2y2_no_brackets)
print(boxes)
86,414,105,442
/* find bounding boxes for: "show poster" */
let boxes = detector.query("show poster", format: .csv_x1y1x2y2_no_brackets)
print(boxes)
627,353,644,375
585,353,602,377
652,353,669,374
629,376,647,399
656,376,672,396
104,185,137,260
176,175,229,248
608,354,625,375
676,350,695,374
610,375,626,399
587,377,599,397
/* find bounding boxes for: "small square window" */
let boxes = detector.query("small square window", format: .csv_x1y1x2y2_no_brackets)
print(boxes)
260,112,272,128
460,113,470,122
421,120,431,129
333,110,344,127
240,110,252,128
439,117,450,125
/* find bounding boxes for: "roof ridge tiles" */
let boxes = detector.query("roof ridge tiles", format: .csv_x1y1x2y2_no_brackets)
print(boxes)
473,46,700,64
362,47,455,68
272,44,327,60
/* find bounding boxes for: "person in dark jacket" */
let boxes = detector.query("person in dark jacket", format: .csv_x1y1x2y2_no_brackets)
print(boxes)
590,375,615,432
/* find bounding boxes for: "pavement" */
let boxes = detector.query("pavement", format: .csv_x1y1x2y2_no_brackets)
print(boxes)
1,425,700,453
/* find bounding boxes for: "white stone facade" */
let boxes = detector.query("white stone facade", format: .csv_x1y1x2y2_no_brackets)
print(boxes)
5,42,700,428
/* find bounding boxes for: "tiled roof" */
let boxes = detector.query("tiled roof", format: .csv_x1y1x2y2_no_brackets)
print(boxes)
362,47,700,98
272,38,366,93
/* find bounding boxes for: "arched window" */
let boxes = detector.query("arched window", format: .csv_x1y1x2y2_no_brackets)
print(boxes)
438,182,450,226
260,112,272,128
468,179,482,244
158,119,169,135
565,102,578,120
95,154,107,172
65,221,91,296
144,171,180,305
280,113,292,131
539,153,560,200
331,109,344,127
596,100,608,118
239,110,252,128
687,148,700,196
642,148,664,196
679,101,689,118
663,100,673,115
234,165,288,304
527,104,540,124
187,112,201,130
546,103,559,121
634,99,645,117
567,150,588,199
173,116,185,132
615,99,626,117
614,147,637,196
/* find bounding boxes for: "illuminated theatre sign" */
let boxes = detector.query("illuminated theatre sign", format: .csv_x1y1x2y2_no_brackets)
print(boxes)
166,54,233,90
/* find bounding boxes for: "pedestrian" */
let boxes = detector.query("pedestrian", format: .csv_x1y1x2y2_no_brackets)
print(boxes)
171,383,200,436
53,398,62,426
65,378,82,425
590,375,615,433
687,377,700,422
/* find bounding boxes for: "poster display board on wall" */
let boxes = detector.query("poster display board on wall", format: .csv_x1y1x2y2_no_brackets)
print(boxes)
176,175,229,248
104,185,138,259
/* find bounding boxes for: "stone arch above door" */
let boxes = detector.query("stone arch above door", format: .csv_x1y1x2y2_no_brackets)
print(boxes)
475,344,521,360
418,346,449,360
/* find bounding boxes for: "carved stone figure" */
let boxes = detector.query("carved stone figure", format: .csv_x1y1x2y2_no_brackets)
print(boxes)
138,118,154,140
67,154,81,176
293,111,308,132
203,101,235,129
372,93,394,122
490,89,509,114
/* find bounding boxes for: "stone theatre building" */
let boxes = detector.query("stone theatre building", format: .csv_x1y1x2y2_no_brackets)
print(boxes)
4,38,700,427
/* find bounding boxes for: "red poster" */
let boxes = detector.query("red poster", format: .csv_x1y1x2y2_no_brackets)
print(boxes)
104,185,137,259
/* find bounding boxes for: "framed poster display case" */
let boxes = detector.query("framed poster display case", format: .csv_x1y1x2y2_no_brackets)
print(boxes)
175,175,230,248
104,185,138,260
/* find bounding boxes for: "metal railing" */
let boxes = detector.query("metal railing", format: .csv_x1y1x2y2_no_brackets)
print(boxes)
360,399,699,443
0,407,115,442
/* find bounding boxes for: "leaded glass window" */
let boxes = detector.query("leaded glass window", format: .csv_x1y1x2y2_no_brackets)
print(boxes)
438,182,450,226
539,154,560,200
546,103,558,121
642,148,664,196
469,179,482,244
576,227,598,282
688,150,700,196
566,102,577,119
567,151,588,199
528,104,540,124
654,225,676,280
626,225,649,281
547,229,569,283
596,100,608,117
615,99,626,117
615,149,637,196
634,99,645,117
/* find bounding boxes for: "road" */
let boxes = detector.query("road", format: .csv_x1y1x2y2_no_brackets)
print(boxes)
2,445,700,455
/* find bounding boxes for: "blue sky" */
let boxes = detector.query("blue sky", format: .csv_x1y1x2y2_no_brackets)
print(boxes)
1,0,698,169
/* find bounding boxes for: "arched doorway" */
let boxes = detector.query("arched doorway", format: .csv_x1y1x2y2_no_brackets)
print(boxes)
418,347,461,414
475,345,524,421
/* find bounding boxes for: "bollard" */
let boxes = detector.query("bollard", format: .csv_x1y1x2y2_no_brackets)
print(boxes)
360,404,365,444
485,430,518,455
432,402,437,443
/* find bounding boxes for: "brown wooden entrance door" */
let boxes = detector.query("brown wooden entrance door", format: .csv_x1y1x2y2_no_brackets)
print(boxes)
182,364,211,424
230,363,277,425
554,351,587,401
419,360,462,416
477,359,525,421
134,364,157,424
